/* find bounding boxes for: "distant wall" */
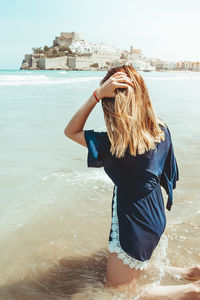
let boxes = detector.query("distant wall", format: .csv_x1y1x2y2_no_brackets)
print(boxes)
38,59,45,69
68,53,121,70
25,53,122,70
38,56,68,69
75,57,95,69
31,57,40,69
67,57,76,68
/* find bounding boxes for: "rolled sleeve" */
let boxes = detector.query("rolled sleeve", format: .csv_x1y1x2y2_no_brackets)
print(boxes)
84,130,105,168
160,128,179,211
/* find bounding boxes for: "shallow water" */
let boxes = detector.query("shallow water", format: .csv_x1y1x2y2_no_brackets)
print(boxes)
0,70,200,299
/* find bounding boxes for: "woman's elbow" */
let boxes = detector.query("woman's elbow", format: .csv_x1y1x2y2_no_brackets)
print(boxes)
64,127,72,138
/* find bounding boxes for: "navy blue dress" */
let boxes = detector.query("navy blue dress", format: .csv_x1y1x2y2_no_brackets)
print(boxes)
84,123,179,270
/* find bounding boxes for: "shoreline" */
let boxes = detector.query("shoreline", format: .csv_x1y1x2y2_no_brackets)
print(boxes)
0,69,199,73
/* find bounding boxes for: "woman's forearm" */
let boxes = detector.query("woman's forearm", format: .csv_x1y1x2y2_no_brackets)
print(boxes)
64,72,133,145
64,89,100,136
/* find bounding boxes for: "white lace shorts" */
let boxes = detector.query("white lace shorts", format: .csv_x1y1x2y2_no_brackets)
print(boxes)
108,185,159,271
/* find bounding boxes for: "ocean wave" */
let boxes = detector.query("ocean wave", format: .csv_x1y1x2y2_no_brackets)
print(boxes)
42,169,112,188
145,76,200,80
0,75,102,86
1,73,200,86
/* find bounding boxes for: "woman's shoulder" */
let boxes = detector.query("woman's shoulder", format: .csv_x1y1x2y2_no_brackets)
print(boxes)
157,121,173,152
158,120,171,137
85,129,108,140
158,118,168,130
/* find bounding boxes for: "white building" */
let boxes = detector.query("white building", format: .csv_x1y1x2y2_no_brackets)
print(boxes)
163,61,177,71
69,40,121,56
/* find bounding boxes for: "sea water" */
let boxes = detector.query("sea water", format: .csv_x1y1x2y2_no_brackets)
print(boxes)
0,69,200,299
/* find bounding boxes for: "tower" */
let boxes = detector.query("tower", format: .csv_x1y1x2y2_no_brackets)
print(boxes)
130,45,134,54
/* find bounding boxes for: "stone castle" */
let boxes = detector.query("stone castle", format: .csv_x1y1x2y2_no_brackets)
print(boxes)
20,31,152,71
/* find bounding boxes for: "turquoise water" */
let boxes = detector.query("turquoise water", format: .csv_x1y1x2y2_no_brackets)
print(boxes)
0,70,200,299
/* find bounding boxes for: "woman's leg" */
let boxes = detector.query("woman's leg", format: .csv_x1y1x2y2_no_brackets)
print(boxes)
141,281,200,300
145,262,200,281
158,264,200,281
104,253,200,299
105,252,141,287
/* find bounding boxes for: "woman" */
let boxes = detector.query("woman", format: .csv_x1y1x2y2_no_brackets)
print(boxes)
64,65,200,299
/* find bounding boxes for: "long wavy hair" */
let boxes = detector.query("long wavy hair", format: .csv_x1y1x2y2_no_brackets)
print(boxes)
100,65,166,158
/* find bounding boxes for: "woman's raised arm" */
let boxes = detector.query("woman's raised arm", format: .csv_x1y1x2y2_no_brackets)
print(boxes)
64,72,134,147
64,90,101,147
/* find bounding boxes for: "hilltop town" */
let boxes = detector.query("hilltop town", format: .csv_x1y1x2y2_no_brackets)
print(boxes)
20,32,200,72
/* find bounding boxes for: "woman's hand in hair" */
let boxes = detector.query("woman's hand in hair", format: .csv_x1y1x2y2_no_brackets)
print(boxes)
95,72,134,99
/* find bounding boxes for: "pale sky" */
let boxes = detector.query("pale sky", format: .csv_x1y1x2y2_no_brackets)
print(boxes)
0,0,200,69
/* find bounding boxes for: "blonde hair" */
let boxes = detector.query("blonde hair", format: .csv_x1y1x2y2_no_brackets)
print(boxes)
100,65,166,158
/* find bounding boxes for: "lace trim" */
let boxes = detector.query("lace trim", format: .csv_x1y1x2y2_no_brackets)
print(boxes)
108,185,149,270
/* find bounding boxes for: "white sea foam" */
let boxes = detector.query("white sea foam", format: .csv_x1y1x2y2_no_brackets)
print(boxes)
1,71,200,86
0,75,102,86
42,169,112,187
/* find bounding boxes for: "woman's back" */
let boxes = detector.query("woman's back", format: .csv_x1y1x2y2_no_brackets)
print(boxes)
84,123,179,211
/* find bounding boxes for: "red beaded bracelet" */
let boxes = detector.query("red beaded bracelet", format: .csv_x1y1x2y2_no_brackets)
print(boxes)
93,91,100,103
